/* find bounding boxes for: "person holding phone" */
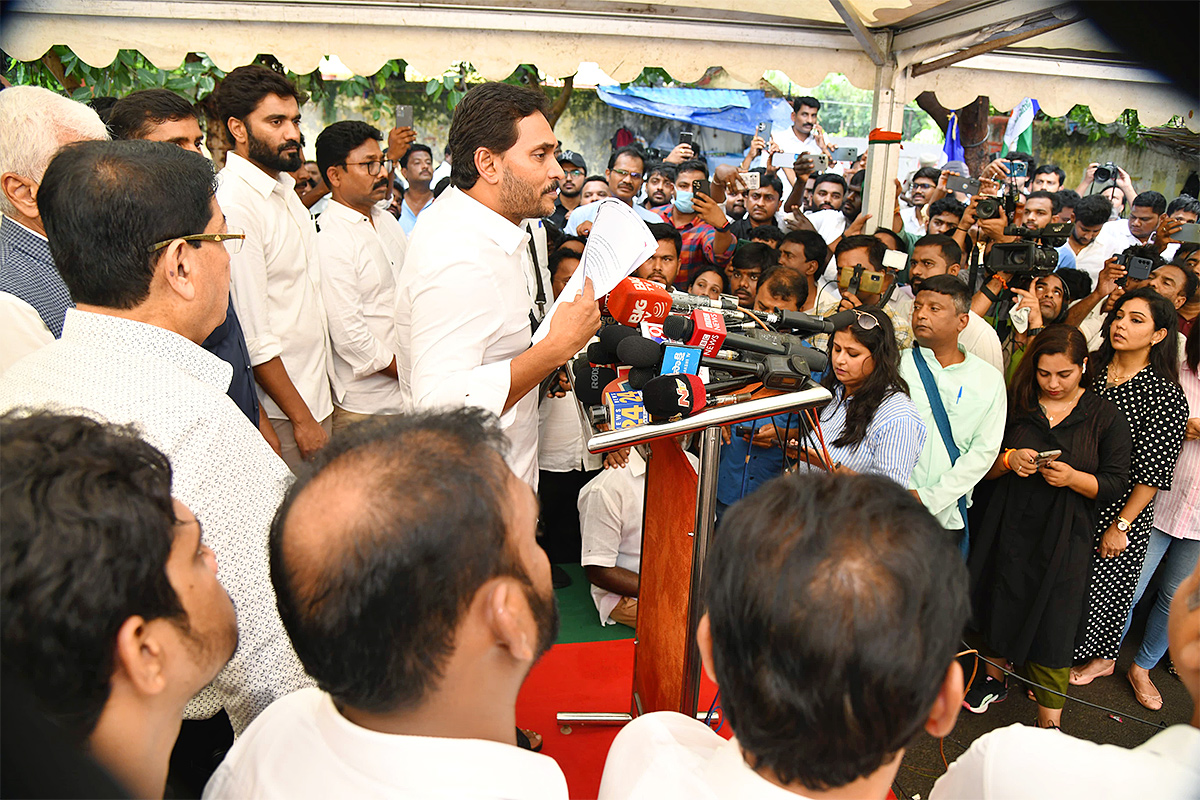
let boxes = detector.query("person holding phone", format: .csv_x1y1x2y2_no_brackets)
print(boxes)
1071,288,1189,688
968,325,1132,729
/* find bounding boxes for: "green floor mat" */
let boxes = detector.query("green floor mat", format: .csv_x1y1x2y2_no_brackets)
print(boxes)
552,563,635,645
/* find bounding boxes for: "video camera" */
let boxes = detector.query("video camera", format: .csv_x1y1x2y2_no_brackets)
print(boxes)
985,221,1071,276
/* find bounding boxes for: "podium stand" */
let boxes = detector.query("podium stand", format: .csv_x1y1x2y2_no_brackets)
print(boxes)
571,385,832,722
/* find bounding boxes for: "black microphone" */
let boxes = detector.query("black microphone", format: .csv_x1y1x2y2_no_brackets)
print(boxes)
668,289,742,312
586,341,616,365
596,324,640,362
572,359,617,405
755,308,838,334
627,365,658,390
615,335,664,369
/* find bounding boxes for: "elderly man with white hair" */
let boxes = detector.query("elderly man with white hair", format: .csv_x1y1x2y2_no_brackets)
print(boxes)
0,86,109,374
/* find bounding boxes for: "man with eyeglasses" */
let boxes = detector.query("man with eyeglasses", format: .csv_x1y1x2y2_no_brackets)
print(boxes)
214,64,336,472
0,138,313,737
548,149,587,229
564,146,665,234
901,167,941,238
314,121,408,433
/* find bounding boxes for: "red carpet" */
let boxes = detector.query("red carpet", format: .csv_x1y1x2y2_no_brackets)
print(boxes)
516,638,724,799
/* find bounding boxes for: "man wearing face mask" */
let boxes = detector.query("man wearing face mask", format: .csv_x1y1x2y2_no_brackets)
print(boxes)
652,160,735,289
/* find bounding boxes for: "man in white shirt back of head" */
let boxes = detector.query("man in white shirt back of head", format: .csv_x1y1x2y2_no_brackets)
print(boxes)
205,409,569,799
932,559,1200,799
214,65,335,473
396,82,600,489
598,472,970,800
313,121,408,433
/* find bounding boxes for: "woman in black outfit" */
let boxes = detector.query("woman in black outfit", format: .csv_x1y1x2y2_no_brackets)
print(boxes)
968,325,1131,729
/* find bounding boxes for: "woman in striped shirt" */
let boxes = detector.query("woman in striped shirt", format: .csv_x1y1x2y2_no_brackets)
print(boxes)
796,309,926,484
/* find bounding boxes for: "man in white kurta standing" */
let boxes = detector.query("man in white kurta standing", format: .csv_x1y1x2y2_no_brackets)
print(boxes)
215,65,335,472
396,82,600,488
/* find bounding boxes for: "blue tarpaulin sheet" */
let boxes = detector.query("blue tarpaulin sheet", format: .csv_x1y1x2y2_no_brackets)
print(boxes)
597,86,792,136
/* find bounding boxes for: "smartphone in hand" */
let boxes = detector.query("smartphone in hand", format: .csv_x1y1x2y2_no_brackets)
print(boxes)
394,105,413,128
1034,449,1062,467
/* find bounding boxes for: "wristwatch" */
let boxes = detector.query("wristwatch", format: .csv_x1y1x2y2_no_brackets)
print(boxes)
1026,326,1044,336
1115,516,1132,533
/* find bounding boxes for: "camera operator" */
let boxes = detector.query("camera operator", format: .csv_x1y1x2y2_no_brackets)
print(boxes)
1076,161,1137,210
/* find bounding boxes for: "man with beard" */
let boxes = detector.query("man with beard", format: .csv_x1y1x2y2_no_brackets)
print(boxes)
314,121,408,433
633,223,682,288
843,169,864,223
395,82,600,489
1065,193,1125,283
398,143,435,235
547,150,587,229
207,409,569,798
1021,190,1078,270
644,161,677,209
724,241,778,308
728,169,783,240
215,65,334,472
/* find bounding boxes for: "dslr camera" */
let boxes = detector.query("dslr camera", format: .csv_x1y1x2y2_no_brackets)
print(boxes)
975,183,1020,221
1093,162,1119,184
985,222,1071,276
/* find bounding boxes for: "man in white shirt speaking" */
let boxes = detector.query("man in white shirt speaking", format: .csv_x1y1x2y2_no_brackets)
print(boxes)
215,65,335,472
314,121,408,433
598,472,970,800
396,82,600,488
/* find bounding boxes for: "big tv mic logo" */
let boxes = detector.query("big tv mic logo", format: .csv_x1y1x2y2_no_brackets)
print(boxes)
607,277,671,327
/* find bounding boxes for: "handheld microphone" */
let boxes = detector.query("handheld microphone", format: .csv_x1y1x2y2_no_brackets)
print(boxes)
606,277,672,327
594,324,640,361
616,335,664,369
572,359,617,406
627,365,658,390
642,374,754,421
586,341,616,365
754,308,846,335
668,289,741,311
662,309,728,356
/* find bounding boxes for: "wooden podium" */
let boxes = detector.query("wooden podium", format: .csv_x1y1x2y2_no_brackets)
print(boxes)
579,385,832,720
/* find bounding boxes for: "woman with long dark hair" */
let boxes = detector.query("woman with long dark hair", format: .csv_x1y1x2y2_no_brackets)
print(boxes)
1071,287,1189,687
967,325,1131,728
797,309,925,484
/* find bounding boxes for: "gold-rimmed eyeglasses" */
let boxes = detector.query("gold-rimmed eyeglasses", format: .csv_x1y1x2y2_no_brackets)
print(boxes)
149,226,246,255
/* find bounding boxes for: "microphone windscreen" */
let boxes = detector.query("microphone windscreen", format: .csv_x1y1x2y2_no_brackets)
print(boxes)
616,336,663,368
573,361,616,405
662,314,691,341
642,374,707,421
627,365,657,390
586,341,615,365
607,277,672,326
598,324,640,354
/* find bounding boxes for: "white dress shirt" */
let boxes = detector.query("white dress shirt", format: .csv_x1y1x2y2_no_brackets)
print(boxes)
204,687,570,799
598,711,803,800
1071,223,1131,284
930,722,1200,800
579,450,699,625
396,187,542,487
0,291,52,375
538,391,603,473
217,151,334,421
316,199,408,415
0,310,312,734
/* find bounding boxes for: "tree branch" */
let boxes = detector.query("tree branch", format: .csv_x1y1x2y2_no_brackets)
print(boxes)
547,75,574,129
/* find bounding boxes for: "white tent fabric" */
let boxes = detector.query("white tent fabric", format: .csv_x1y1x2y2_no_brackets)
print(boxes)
2,0,1195,125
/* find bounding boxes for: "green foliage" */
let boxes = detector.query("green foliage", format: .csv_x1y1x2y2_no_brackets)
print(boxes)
1064,105,1147,148
2,46,225,102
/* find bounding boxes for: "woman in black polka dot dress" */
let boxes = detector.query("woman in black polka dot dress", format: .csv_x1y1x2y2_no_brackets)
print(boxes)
1071,288,1188,685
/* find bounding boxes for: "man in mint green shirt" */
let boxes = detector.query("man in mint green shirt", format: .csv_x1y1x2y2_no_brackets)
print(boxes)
899,275,1006,540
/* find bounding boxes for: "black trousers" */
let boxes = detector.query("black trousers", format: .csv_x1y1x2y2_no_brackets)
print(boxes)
538,468,600,564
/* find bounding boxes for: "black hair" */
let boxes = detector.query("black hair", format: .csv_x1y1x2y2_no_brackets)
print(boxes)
314,120,382,186
448,82,550,191
927,196,966,220
582,174,608,189
781,229,828,268
1186,318,1199,374
86,96,120,125
748,225,785,246
1088,285,1181,385
705,472,969,791
836,234,887,271
646,221,682,258
821,310,910,447
646,162,678,182
1122,243,1166,272
758,265,808,309
213,64,305,142
270,408,551,713
1033,164,1066,185
916,273,971,314
1009,325,1091,418
108,88,197,141
548,247,581,280
675,159,708,180
1,412,185,741
1004,150,1036,172
848,169,865,188
37,140,216,309
399,142,433,170
913,233,962,267
732,241,778,273
1054,266,1092,301
432,176,451,198
873,227,909,255
1167,194,1200,217
1074,194,1113,227
1026,189,1061,215
912,167,941,185
811,172,847,193
1056,188,1081,211
1132,191,1167,215
749,167,784,198
791,96,821,112
607,145,646,172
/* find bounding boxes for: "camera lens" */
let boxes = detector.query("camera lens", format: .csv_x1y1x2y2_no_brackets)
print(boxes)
976,197,1000,219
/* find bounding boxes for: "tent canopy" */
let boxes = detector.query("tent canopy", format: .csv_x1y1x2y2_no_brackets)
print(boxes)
3,0,1195,126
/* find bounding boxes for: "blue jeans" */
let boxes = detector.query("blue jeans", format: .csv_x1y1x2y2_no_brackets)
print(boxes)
1124,528,1200,670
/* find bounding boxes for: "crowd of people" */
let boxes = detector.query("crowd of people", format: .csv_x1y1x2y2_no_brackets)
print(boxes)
1,66,1199,799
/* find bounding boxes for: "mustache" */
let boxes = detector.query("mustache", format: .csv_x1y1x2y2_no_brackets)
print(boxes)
278,140,300,153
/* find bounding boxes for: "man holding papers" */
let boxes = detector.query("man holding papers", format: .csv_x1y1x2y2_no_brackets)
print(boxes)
396,82,600,488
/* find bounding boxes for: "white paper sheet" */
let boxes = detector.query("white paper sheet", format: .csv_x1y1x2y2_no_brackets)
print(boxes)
532,198,659,344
